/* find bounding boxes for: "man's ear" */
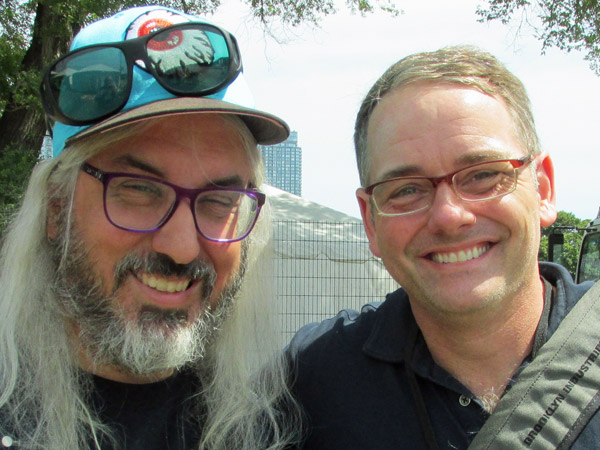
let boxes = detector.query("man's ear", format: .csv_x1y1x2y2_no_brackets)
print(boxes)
356,188,382,258
536,153,557,227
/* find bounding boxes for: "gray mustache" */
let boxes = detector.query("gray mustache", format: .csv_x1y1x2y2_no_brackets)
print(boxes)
114,252,217,291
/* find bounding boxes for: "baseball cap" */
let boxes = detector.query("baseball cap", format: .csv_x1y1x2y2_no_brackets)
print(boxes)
47,5,289,157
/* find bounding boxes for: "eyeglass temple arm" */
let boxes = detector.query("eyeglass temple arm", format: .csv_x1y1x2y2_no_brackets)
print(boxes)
81,163,105,182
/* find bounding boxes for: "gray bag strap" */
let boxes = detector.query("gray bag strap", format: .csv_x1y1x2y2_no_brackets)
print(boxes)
468,281,600,450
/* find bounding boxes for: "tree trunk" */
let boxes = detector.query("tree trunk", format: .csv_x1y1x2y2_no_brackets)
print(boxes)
0,2,75,159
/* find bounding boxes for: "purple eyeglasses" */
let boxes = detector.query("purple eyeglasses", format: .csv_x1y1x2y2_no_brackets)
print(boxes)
81,163,264,242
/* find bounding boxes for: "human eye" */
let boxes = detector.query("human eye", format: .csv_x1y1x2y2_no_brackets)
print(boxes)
384,179,428,200
375,178,430,213
390,183,422,198
458,162,513,196
109,177,166,206
196,191,239,220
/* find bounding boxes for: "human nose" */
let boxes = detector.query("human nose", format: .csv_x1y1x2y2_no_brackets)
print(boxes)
151,199,202,265
425,181,476,234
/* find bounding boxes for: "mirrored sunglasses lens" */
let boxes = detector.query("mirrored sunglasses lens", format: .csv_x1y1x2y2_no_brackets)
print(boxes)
147,26,231,94
50,47,129,122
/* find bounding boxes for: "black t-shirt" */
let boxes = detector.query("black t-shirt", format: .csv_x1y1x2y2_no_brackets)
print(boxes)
90,369,204,450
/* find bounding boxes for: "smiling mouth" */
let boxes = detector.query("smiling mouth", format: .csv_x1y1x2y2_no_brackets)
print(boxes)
430,244,490,264
138,273,192,293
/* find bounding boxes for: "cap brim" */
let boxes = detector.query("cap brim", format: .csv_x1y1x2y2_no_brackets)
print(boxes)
66,97,290,147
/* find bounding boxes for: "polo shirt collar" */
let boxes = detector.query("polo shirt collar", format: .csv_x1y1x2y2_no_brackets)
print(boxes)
362,288,413,363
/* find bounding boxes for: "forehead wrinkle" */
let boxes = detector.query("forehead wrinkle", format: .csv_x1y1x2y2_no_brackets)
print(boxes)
111,154,165,178
181,117,255,186
106,153,248,189
206,175,247,189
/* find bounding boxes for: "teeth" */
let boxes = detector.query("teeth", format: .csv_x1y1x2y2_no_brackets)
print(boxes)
140,273,190,293
432,244,490,264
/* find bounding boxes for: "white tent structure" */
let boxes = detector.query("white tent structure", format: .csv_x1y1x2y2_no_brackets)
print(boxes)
264,186,398,344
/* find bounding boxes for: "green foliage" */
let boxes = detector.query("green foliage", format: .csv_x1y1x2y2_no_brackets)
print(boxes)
248,0,399,26
0,38,23,112
578,229,600,282
0,0,399,234
0,0,399,117
0,144,39,236
539,210,592,278
0,1,32,114
477,0,600,75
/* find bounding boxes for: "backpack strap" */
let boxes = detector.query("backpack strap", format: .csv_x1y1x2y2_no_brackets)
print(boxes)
468,281,600,449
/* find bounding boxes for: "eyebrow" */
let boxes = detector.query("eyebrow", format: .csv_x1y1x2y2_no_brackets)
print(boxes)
112,155,249,188
209,175,249,189
114,155,165,178
375,150,516,182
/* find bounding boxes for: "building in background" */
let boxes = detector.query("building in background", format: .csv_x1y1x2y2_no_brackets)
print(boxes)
40,135,53,159
260,130,302,196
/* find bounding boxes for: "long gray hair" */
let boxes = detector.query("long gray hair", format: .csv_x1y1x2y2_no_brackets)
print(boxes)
0,114,301,449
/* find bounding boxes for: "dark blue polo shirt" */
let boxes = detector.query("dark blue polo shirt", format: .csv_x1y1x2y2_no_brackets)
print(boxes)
289,263,598,449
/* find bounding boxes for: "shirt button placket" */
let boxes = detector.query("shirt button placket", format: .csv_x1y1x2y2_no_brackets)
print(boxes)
459,394,471,407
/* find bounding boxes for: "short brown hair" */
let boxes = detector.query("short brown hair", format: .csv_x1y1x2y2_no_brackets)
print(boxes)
354,45,540,186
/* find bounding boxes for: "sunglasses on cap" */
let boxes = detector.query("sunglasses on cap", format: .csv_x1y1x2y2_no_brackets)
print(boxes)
40,22,242,127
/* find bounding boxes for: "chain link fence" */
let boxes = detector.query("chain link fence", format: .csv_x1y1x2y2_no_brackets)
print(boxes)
272,220,398,343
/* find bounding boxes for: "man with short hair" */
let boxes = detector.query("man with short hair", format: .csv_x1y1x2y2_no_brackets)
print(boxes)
289,46,598,449
0,6,299,450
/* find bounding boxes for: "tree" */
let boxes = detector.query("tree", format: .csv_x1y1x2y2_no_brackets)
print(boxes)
539,210,592,278
0,0,398,234
0,143,38,236
0,0,399,161
477,0,600,75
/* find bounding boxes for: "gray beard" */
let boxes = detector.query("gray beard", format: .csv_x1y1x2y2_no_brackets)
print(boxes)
50,223,246,377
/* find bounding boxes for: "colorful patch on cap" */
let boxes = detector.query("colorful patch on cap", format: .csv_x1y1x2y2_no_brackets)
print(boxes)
126,9,190,39
126,9,215,73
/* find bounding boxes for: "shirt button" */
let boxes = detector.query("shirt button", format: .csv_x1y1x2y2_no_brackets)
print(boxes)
459,394,471,406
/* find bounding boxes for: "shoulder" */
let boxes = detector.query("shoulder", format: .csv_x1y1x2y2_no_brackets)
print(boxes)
540,262,594,303
286,303,382,358
540,261,595,336
540,261,595,307
286,288,409,360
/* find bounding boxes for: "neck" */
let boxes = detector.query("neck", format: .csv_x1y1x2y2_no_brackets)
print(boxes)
84,361,175,384
412,278,545,410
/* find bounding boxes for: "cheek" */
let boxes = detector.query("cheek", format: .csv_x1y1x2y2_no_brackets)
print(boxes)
71,179,110,247
373,218,416,259
205,242,242,286
500,190,540,233
72,198,144,287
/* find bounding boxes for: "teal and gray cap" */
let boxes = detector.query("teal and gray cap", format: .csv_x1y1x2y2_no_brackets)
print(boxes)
49,5,289,157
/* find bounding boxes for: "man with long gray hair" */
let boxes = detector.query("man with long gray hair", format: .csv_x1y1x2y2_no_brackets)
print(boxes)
0,6,299,449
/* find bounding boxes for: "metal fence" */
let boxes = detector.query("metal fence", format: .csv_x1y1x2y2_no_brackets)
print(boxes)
272,220,398,343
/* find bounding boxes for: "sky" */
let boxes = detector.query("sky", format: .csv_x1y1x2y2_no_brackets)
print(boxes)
209,0,600,221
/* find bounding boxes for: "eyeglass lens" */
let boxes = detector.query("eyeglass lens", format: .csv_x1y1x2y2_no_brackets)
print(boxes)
104,176,258,242
48,25,232,124
372,160,520,216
